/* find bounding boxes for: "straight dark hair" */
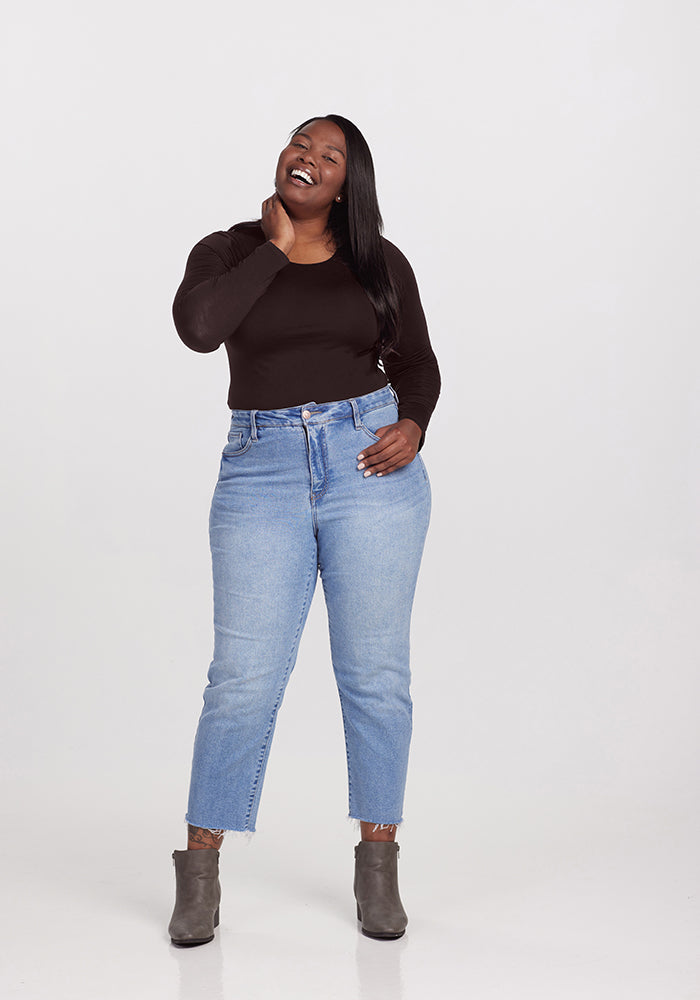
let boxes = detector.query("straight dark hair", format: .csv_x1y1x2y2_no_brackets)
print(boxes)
240,114,401,361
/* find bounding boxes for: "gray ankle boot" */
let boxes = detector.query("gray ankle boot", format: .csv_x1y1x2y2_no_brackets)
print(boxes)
168,848,221,946
354,841,408,939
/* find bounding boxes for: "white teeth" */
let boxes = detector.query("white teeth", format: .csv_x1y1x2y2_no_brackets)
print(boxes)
290,169,314,185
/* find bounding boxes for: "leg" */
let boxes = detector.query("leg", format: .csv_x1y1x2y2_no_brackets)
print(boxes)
187,825,225,850
360,822,397,842
316,423,432,827
185,423,319,834
170,416,317,946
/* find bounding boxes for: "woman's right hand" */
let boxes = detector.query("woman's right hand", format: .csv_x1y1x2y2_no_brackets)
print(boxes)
261,192,295,257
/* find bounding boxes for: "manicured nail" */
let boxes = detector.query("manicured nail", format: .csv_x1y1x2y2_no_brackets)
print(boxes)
363,470,372,477
357,462,365,470
357,453,365,460
376,472,383,477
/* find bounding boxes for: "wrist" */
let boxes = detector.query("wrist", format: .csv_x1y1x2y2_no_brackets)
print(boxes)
270,238,294,257
398,418,422,445
399,418,422,432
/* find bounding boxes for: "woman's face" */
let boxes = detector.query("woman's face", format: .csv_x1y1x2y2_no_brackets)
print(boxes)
275,118,347,214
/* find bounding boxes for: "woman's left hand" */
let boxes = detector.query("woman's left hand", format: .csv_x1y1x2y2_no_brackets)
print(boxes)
356,419,422,477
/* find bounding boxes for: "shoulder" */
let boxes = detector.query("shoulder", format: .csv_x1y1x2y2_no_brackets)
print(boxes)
227,219,265,248
191,219,265,265
380,235,417,289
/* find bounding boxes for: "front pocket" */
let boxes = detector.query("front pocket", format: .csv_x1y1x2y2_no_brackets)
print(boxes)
359,424,382,442
358,402,399,441
221,430,252,457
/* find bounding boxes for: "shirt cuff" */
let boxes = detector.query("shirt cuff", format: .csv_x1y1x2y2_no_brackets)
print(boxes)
265,240,290,264
397,410,428,452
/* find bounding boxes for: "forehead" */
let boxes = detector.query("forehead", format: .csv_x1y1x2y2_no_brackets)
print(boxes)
292,119,346,155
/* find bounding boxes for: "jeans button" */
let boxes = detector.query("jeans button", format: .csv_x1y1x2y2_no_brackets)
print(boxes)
302,409,311,419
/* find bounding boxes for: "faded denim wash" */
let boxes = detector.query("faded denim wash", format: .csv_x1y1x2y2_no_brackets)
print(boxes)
185,383,432,832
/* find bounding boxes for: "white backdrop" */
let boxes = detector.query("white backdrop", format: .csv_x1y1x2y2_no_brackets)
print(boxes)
2,2,698,997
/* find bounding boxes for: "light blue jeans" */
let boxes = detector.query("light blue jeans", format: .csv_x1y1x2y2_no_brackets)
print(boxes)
185,383,432,832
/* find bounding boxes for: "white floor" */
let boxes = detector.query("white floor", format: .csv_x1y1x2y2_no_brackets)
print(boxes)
3,769,699,1000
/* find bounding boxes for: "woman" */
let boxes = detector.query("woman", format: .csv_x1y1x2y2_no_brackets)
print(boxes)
168,114,441,946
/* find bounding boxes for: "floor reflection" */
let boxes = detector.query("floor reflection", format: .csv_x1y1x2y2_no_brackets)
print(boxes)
356,929,407,1000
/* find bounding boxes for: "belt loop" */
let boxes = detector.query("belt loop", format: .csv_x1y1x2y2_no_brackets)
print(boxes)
349,397,361,429
250,409,258,440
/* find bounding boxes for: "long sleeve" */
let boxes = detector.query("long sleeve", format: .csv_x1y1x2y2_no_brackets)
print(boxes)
172,233,290,353
382,241,441,452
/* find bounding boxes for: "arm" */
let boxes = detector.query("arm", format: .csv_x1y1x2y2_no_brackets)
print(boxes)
172,234,290,353
355,245,441,477
381,246,441,453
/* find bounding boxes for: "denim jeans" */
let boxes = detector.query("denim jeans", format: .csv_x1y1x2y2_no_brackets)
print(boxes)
185,383,432,832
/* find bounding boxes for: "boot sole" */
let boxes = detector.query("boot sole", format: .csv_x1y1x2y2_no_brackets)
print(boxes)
356,902,406,939
360,927,406,940
170,934,215,947
169,906,219,946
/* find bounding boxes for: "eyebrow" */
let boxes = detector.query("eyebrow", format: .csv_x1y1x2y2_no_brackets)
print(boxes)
294,132,346,159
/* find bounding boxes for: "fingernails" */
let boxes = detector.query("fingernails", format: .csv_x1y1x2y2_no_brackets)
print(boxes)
363,470,372,477
357,462,365,470
357,453,365,460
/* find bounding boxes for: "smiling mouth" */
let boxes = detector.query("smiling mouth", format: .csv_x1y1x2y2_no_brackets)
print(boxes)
288,168,314,186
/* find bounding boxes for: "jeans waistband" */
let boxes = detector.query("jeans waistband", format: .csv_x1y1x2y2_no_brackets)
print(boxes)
228,383,399,436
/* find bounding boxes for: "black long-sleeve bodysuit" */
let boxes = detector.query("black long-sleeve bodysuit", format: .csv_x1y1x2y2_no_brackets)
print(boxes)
172,221,441,450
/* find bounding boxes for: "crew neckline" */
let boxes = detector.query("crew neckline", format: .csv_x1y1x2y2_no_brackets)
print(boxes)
286,249,339,266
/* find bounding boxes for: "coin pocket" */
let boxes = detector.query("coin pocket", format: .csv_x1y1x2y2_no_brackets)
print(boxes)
221,430,252,457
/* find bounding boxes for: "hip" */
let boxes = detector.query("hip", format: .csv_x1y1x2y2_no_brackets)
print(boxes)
212,383,431,510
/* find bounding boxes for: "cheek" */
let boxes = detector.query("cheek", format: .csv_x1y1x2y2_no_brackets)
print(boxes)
325,167,346,190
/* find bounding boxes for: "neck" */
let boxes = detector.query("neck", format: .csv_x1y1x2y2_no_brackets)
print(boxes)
284,213,332,245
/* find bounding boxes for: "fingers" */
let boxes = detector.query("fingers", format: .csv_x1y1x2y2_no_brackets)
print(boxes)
356,429,415,477
261,194,293,247
261,192,281,217
364,450,413,476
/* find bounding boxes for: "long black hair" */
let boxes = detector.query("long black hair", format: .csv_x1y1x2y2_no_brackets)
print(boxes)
244,114,401,361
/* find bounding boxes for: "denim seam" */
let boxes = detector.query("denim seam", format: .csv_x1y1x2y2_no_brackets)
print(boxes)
357,402,399,442
221,435,254,458
357,423,381,443
337,690,355,817
417,454,431,491
321,574,355,816
221,431,245,457
243,551,317,830
311,425,330,502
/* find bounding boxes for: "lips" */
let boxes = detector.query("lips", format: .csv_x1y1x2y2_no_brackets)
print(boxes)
288,167,315,186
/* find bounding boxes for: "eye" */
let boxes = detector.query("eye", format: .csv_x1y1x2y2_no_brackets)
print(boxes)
324,155,337,163
292,142,306,149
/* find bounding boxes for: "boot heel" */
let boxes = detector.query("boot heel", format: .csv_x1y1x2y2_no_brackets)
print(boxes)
356,901,362,921
214,906,220,928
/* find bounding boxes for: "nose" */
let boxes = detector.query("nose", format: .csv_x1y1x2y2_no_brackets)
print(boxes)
299,149,317,167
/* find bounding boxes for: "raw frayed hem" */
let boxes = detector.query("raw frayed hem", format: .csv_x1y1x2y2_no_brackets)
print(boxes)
184,817,255,844
346,815,406,835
